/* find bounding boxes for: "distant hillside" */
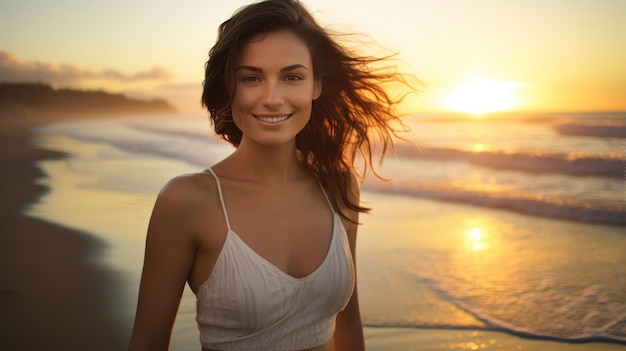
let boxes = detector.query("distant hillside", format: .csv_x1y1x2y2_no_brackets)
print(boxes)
0,82,176,115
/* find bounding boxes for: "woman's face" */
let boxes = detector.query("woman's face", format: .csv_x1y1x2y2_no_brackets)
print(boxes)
231,30,321,147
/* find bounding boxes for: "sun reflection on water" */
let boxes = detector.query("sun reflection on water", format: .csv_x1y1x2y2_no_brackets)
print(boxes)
468,227,486,251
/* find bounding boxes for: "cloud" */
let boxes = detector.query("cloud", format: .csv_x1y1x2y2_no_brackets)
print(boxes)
0,51,172,84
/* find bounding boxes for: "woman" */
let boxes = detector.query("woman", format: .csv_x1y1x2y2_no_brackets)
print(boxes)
129,0,410,350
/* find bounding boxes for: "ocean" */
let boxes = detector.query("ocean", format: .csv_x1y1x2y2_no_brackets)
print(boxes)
24,111,626,350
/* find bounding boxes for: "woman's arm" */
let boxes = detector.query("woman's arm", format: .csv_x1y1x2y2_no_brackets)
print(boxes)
334,173,366,351
334,273,365,350
128,176,203,351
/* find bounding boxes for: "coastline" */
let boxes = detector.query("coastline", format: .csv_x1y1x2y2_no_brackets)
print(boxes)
0,110,130,350
2,109,625,351
364,327,626,351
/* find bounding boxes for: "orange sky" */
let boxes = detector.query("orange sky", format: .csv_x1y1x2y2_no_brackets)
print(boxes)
1,0,624,114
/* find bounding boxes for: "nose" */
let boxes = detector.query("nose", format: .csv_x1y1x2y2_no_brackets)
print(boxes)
262,80,284,108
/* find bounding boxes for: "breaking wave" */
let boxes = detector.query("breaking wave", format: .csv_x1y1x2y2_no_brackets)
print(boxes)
396,144,624,177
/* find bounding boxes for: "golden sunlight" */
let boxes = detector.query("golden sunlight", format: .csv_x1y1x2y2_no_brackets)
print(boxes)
445,78,518,115
468,227,486,251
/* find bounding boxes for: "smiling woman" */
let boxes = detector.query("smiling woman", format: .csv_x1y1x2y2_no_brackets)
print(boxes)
444,78,519,115
127,1,413,350
231,30,322,147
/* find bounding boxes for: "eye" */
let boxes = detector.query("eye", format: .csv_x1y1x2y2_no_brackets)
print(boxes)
240,76,260,83
284,74,303,81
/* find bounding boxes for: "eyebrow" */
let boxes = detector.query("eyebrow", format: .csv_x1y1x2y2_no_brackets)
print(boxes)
235,64,310,73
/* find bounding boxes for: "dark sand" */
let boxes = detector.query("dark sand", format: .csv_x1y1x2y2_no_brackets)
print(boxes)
0,109,130,350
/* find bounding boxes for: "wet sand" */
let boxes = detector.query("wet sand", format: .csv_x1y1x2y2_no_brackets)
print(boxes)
2,108,625,351
0,109,130,350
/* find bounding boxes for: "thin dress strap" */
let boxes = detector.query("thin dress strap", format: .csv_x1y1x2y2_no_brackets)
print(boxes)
318,182,335,214
206,167,232,231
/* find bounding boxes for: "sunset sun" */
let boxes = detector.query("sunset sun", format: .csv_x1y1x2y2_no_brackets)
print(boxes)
445,78,518,115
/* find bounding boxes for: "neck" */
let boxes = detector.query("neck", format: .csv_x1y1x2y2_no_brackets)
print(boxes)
228,138,304,187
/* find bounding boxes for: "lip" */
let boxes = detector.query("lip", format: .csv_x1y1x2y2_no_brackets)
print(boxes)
252,113,293,124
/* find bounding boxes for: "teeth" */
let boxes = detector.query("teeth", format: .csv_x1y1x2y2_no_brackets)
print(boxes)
255,115,290,123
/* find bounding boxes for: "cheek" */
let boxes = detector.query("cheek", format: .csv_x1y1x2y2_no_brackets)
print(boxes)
231,87,247,108
231,88,253,116
230,92,247,130
290,87,317,108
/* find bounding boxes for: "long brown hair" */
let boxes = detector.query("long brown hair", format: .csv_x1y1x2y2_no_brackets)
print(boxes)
202,0,414,221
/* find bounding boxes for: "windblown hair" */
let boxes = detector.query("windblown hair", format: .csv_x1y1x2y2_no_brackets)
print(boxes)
202,0,414,221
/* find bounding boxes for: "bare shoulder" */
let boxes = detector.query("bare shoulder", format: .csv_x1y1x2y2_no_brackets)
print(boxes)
157,171,217,203
346,171,362,200
339,171,362,237
148,171,222,240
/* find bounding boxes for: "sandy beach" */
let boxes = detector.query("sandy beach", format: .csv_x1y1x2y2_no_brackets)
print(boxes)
0,110,129,350
2,109,625,351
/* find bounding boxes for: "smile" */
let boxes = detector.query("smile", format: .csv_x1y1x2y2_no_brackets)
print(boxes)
253,114,293,123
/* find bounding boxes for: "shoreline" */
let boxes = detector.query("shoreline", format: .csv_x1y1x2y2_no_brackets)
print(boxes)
363,327,626,351
0,111,130,350
2,110,625,351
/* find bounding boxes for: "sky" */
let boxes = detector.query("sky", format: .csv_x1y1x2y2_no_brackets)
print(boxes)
1,0,625,114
